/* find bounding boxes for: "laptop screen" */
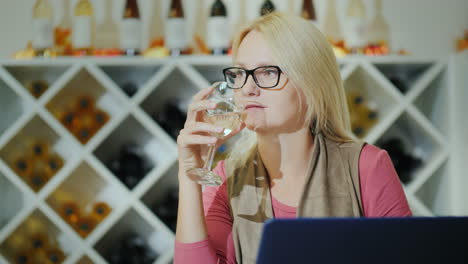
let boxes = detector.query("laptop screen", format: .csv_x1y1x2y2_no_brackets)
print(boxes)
256,217,468,264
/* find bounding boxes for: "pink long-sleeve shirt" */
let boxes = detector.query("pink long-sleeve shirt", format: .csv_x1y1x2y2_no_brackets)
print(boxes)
174,144,412,264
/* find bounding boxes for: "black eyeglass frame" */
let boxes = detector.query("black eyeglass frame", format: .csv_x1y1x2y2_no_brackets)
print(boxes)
222,65,283,89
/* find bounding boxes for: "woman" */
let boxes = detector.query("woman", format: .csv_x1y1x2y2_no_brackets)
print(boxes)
175,12,411,264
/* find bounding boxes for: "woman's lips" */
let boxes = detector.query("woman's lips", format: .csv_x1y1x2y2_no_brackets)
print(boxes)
245,104,265,110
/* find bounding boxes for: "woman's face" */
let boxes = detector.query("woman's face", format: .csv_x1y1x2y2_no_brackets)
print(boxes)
234,30,307,134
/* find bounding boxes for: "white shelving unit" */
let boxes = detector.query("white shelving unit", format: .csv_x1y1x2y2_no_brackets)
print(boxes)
0,54,465,264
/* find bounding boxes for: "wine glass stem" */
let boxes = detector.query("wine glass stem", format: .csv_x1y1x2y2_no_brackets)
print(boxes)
204,144,217,171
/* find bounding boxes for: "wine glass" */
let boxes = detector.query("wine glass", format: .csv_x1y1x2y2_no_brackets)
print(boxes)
186,81,243,186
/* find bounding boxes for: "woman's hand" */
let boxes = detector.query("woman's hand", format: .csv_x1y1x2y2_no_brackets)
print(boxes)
177,84,244,180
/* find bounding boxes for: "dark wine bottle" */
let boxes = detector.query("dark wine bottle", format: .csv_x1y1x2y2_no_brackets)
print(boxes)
207,0,229,55
301,0,317,22
260,0,275,16
28,80,49,98
122,82,139,97
378,138,423,183
108,142,150,189
106,232,158,264
152,187,178,232
153,100,187,140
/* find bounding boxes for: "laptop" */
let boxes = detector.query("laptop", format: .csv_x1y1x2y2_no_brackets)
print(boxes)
256,217,468,264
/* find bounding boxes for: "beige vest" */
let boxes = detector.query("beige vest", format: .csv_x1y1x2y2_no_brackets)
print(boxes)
227,133,365,264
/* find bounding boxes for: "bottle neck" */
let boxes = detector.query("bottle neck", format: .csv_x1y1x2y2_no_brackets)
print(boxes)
302,0,316,20
169,0,184,18
375,0,383,16
124,0,140,18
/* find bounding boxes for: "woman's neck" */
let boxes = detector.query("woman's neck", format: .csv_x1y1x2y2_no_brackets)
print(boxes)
257,126,314,187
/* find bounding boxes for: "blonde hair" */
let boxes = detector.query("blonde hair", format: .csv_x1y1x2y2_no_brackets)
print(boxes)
226,12,355,175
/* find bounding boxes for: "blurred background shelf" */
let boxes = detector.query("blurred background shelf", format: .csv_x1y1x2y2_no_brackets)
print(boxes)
0,54,465,263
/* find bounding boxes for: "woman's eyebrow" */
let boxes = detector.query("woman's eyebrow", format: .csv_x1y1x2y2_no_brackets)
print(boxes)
233,62,275,68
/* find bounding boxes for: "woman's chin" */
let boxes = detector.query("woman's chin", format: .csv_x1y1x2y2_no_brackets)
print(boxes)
245,122,267,133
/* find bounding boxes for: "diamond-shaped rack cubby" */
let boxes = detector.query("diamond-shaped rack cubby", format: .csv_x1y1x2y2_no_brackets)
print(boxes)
94,114,176,192
415,160,451,216
343,63,402,141
0,173,25,231
141,162,179,234
4,64,70,100
373,62,433,95
94,207,173,264
0,209,80,264
413,67,449,135
140,66,200,141
0,115,79,194
45,66,126,146
375,110,446,192
98,63,162,98
0,77,30,139
45,162,127,240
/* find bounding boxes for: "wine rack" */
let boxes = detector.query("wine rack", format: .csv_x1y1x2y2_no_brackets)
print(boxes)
0,53,465,264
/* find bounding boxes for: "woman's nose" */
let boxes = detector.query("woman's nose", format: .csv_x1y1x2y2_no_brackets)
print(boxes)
241,75,261,96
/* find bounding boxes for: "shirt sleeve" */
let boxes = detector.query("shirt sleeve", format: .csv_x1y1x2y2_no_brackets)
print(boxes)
359,144,413,217
174,161,237,264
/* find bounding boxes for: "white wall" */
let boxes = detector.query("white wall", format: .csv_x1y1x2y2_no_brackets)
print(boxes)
0,0,467,58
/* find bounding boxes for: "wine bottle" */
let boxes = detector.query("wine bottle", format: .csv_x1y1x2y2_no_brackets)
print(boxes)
91,202,112,222
59,201,81,225
152,187,178,232
301,0,318,27
260,0,275,16
44,248,65,264
30,233,49,251
378,138,423,183
153,100,187,140
74,216,97,238
55,0,73,55
15,251,33,264
149,0,165,45
32,0,54,56
30,141,49,159
207,0,230,55
344,0,367,51
322,0,343,42
45,153,64,176
74,95,95,113
122,82,138,97
93,109,110,129
165,0,188,56
12,157,32,178
109,142,148,189
27,80,49,98
73,0,95,55
367,0,390,46
121,0,142,56
95,0,119,50
106,232,158,264
27,171,50,192
59,111,75,130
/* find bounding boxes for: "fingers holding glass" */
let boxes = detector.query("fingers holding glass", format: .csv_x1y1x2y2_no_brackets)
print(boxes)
185,81,244,186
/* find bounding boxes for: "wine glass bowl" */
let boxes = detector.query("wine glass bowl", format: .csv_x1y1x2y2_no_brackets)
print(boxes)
186,82,243,186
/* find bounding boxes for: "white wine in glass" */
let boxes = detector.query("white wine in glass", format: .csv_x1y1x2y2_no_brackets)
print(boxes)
186,82,243,186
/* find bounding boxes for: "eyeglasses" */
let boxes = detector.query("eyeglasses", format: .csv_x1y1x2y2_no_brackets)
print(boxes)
222,66,283,89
